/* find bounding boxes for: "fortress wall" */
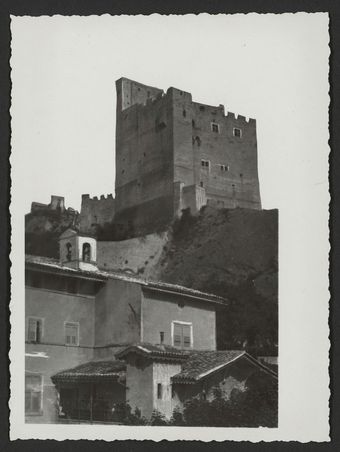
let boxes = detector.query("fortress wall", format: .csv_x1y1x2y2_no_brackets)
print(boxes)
79,194,115,232
115,79,175,218
191,102,261,209
97,230,170,278
170,88,195,186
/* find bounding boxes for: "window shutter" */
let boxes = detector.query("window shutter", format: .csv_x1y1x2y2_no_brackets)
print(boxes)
173,323,182,347
28,318,37,342
182,325,191,348
65,323,78,345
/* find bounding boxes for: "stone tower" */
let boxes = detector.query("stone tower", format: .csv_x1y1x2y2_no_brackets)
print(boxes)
114,77,261,234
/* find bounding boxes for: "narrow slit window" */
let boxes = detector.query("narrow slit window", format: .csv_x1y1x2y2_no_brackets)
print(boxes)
157,383,162,399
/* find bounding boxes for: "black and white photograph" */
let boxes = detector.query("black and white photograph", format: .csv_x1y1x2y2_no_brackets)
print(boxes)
9,13,329,441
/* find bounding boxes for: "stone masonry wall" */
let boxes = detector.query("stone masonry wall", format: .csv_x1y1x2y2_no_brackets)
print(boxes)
79,194,115,233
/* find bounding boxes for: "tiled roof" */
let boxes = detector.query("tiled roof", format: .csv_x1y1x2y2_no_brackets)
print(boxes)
25,254,227,305
172,350,277,383
51,360,126,383
115,343,189,361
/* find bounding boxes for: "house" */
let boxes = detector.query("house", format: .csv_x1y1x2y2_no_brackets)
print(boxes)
25,229,276,424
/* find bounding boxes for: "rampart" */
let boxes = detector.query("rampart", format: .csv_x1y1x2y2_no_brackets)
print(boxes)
79,194,115,233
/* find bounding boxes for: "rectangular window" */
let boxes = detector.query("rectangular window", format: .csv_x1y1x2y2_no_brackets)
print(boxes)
201,159,210,168
233,127,242,138
172,322,193,349
27,317,43,343
220,164,229,172
65,322,79,346
211,123,220,133
25,374,42,414
157,383,162,399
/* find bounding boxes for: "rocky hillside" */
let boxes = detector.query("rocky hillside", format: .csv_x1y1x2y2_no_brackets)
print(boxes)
25,209,79,258
160,207,278,354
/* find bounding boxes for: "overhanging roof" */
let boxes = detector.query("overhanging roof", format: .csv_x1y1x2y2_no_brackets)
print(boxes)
25,254,228,305
51,360,126,384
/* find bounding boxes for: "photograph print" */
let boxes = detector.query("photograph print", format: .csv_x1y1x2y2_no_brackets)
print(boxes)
10,13,329,441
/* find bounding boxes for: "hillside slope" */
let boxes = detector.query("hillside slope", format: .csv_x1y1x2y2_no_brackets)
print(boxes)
156,207,278,353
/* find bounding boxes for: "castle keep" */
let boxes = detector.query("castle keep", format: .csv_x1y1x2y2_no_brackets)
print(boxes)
114,77,262,233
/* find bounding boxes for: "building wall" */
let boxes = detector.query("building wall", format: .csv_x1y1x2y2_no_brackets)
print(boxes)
25,285,96,423
97,231,170,278
124,354,154,418
153,362,182,419
79,194,115,233
26,286,95,347
141,288,216,350
94,279,142,347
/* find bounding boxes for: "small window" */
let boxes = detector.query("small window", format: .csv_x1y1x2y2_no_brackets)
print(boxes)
27,318,43,343
200,181,204,188
82,243,91,262
171,385,175,399
211,123,220,133
157,383,162,399
182,109,186,118
220,164,229,172
201,159,210,168
233,127,242,138
65,322,79,346
66,242,72,261
199,105,205,111
25,374,43,414
160,332,165,344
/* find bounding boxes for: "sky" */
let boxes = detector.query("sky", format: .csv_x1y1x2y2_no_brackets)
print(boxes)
11,14,329,213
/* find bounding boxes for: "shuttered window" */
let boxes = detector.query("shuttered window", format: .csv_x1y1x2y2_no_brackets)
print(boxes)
27,318,42,343
65,322,79,346
172,322,192,349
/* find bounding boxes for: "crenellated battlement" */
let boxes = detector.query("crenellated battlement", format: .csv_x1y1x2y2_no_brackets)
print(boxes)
79,193,115,233
114,77,262,235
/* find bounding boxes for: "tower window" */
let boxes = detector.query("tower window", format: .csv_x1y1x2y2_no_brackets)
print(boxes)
233,127,242,138
211,123,220,133
183,109,186,118
220,164,229,172
201,159,210,168
82,243,91,262
157,383,163,399
200,181,204,187
160,332,165,344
